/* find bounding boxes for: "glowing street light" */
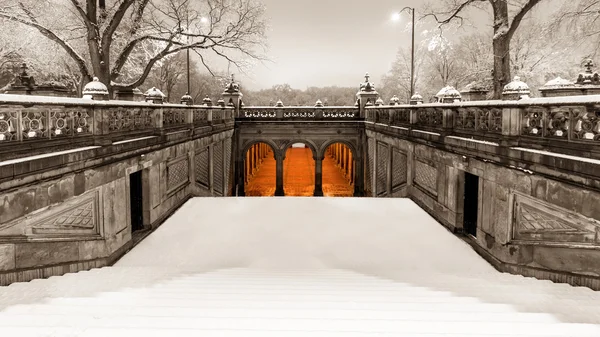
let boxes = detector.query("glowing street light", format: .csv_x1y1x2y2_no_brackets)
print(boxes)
391,7,416,102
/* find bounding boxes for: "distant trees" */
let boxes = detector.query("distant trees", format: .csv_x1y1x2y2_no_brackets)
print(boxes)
424,0,544,98
0,0,267,93
243,85,357,106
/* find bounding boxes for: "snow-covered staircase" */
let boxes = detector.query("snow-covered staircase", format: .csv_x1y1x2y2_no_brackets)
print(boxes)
1,198,599,336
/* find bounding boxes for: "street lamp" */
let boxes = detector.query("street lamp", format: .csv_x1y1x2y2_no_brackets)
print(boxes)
392,7,415,102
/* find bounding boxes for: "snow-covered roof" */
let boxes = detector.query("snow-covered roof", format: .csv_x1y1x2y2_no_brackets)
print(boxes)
541,77,574,89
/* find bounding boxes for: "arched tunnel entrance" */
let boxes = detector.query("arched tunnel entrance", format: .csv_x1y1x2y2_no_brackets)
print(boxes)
243,142,355,197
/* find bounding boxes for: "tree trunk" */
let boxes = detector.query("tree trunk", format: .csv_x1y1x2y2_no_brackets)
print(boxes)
492,34,511,99
490,0,511,99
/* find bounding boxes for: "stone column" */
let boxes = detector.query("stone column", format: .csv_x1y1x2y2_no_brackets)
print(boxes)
275,154,285,196
354,152,365,197
348,151,353,183
314,156,324,197
237,155,245,196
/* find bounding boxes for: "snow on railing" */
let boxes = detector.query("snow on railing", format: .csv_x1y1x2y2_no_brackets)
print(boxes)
0,94,234,145
367,96,600,144
239,106,359,119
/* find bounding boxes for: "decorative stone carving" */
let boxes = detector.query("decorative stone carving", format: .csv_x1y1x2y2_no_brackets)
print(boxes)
195,148,210,188
572,107,600,141
144,87,165,104
389,95,400,106
82,77,109,100
512,193,600,244
167,158,189,192
193,108,209,125
360,73,376,92
367,138,375,195
275,100,284,107
213,142,224,195
436,86,461,103
416,108,443,127
180,93,193,105
163,108,186,126
376,142,388,196
455,107,502,133
414,160,437,196
203,96,213,106
410,93,424,105
315,99,324,107
107,108,153,132
21,109,48,139
392,149,407,188
503,76,530,100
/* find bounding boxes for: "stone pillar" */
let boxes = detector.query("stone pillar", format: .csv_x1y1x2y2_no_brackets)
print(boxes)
356,73,379,118
275,154,285,196
314,156,324,197
222,74,243,117
237,155,246,196
348,151,353,183
354,152,365,197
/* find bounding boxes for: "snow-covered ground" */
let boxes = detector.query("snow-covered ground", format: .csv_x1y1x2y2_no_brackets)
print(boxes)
0,197,599,336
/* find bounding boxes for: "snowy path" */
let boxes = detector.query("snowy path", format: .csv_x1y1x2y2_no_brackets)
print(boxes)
1,198,599,336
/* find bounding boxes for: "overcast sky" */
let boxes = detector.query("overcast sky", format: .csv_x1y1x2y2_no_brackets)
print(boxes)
228,0,555,90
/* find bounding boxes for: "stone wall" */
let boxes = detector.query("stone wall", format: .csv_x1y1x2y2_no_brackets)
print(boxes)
365,100,600,289
0,130,234,286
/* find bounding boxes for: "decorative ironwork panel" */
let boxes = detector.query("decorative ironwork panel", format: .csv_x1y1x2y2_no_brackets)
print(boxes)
414,160,437,196
224,138,232,194
392,149,407,188
21,109,49,140
415,107,443,128
195,148,210,187
163,108,186,127
572,106,600,141
167,159,189,191
376,142,388,196
390,108,410,126
213,141,224,195
522,106,546,136
366,138,375,194
0,109,19,142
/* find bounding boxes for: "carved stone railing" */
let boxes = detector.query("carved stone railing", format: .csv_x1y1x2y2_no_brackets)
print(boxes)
238,106,360,120
0,94,234,148
366,96,600,157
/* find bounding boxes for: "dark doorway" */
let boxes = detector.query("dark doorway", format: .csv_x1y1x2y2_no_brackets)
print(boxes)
129,170,144,232
463,172,479,237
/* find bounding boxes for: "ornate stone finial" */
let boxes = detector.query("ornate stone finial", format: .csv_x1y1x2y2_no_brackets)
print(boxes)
224,73,240,94
20,63,29,76
202,95,213,106
502,76,530,100
436,86,461,103
360,72,375,92
375,97,384,106
144,87,166,103
354,99,359,107
275,99,284,107
389,95,400,106
216,98,226,107
82,77,109,100
584,59,594,73
315,99,324,107
410,93,424,105
180,92,193,105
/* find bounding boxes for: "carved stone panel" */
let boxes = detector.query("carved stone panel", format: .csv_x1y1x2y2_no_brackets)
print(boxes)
214,141,224,195
414,160,437,196
224,138,232,194
167,157,189,193
367,138,375,195
392,149,407,189
24,190,102,238
195,148,210,188
512,193,600,244
376,142,388,196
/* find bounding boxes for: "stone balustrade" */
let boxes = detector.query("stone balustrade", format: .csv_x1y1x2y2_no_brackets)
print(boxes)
238,106,360,120
0,94,234,153
366,95,600,159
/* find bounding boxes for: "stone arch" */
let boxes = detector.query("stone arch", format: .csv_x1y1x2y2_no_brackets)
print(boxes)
240,139,279,160
320,139,359,160
280,139,319,160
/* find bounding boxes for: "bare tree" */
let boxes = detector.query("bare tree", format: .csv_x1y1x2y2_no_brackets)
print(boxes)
0,0,268,93
550,0,600,55
423,0,544,98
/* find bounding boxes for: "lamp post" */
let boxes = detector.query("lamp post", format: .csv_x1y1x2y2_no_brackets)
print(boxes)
392,7,415,102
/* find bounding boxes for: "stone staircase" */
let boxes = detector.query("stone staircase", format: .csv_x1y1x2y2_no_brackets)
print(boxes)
1,197,599,336
1,266,599,336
